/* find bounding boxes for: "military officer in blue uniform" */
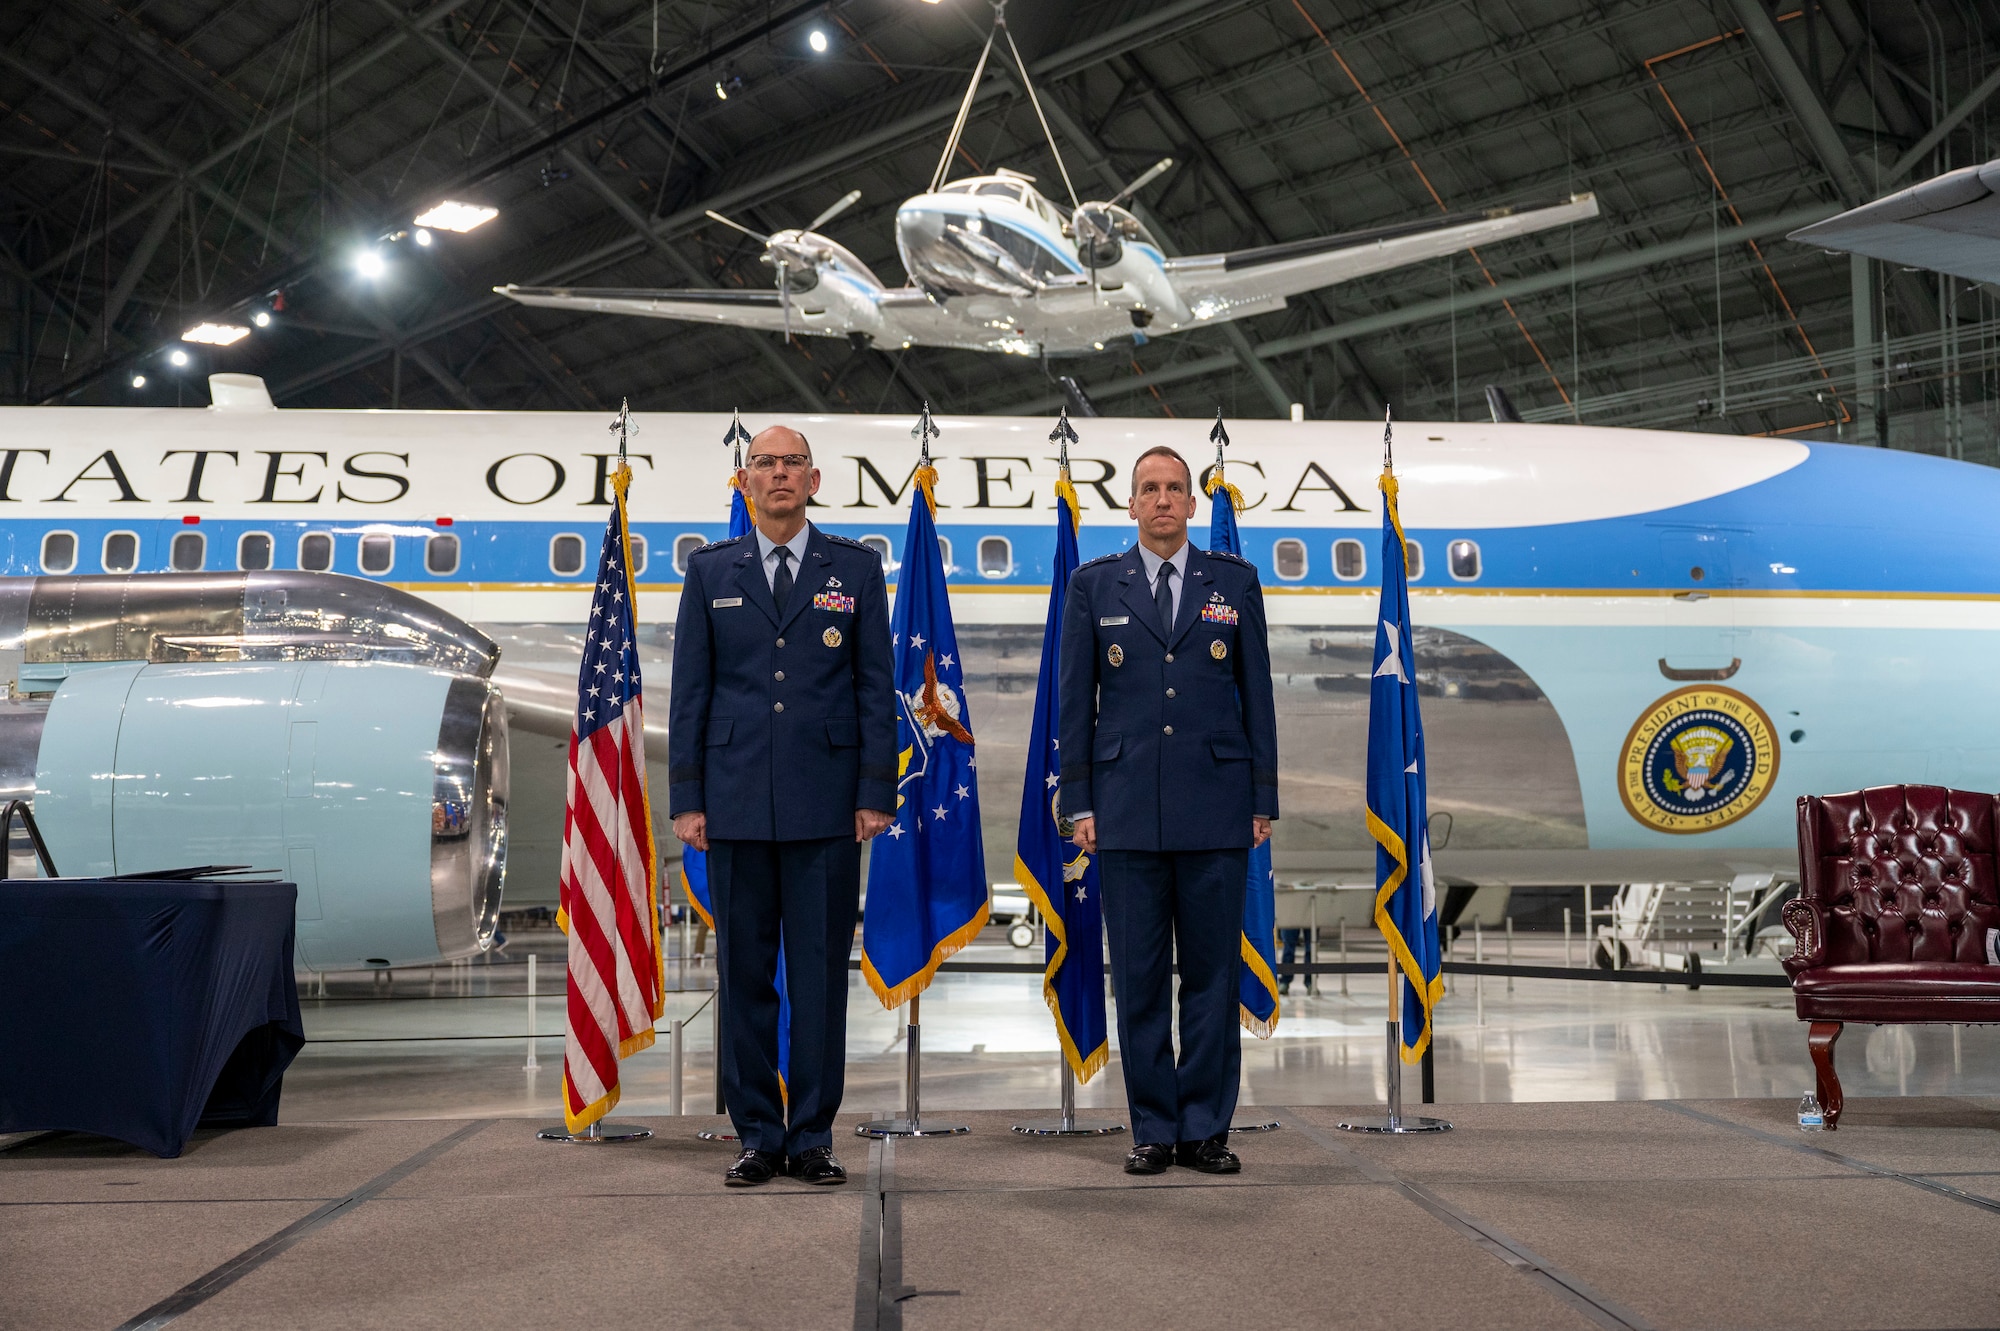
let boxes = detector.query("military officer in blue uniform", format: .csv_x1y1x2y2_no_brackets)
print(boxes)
669,426,897,1188
1058,444,1279,1175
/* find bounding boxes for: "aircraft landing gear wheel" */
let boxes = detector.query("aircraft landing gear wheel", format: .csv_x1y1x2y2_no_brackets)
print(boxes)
1009,922,1036,949
1593,940,1630,970
1685,952,1703,990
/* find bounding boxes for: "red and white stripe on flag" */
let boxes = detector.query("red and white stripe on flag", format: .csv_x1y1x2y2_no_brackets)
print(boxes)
557,468,664,1132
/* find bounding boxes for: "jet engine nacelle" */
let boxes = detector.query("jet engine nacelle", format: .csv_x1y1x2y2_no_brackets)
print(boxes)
0,660,507,971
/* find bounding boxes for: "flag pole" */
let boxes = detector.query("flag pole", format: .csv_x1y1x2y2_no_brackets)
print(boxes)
1338,404,1447,1135
538,398,658,1145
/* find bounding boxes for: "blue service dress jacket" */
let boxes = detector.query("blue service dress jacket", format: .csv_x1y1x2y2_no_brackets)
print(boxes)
1057,544,1280,852
668,524,898,841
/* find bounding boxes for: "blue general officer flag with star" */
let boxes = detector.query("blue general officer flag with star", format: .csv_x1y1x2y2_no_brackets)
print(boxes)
1205,459,1283,1037
680,467,794,1087
861,458,989,1007
1014,463,1108,1081
1367,445,1443,1061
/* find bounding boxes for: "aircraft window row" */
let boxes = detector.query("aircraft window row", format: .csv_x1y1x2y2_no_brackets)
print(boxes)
37,528,474,576
1268,537,1476,582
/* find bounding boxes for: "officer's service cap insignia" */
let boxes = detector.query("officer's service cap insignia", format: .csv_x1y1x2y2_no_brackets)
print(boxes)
823,626,843,648
1210,639,1227,660
1107,643,1124,667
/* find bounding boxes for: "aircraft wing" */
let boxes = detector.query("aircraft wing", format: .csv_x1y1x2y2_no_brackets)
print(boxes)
495,283,801,334
1163,193,1599,321
1787,159,2000,284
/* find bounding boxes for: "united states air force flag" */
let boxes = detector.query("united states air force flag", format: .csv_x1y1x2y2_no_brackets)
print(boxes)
681,456,793,1085
861,441,989,1008
1014,457,1108,1081
1367,436,1442,1060
1205,452,1282,1038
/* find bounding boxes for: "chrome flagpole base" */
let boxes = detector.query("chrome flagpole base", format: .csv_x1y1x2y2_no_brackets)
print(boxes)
1013,1055,1124,1135
537,1120,653,1143
1228,1114,1282,1133
1012,1114,1123,1136
1334,1115,1451,1134
855,1117,970,1138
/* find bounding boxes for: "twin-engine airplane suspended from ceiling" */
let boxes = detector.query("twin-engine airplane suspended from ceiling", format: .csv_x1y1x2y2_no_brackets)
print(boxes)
496,2,1597,356
496,170,1599,357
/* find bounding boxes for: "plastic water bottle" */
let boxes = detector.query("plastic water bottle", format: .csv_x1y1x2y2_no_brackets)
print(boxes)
1797,1092,1825,1131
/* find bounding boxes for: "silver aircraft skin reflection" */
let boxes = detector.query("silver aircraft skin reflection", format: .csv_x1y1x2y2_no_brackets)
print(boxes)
0,571,508,968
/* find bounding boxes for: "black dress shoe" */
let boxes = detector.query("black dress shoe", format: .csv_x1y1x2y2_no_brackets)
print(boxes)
1123,1142,1175,1175
1178,1137,1241,1174
787,1145,847,1185
724,1148,783,1187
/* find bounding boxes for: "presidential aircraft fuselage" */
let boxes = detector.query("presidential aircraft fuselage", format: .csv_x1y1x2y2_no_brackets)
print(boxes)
3,387,1995,902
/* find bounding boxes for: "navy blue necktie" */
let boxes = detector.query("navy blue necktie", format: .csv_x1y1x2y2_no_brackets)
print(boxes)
772,546,794,610
1154,562,1174,636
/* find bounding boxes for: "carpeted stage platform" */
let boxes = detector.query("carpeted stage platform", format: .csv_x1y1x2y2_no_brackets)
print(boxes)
5,1098,1999,1330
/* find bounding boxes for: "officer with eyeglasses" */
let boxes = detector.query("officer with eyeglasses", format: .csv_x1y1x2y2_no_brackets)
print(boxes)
669,426,897,1188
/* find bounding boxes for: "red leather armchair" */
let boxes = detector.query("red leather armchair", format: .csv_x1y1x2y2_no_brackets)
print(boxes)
1787,786,2000,1127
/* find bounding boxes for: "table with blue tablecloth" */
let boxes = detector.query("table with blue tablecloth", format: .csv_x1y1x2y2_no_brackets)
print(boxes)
0,878,302,1158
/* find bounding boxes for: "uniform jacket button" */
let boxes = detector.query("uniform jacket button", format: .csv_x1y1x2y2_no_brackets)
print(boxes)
1164,653,1174,663
774,701,785,713
1163,725,1174,735
775,637,785,648
1166,688,1176,698
774,670,785,681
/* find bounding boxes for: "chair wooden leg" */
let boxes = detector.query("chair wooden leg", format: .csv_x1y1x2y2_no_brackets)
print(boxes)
1807,1021,1844,1130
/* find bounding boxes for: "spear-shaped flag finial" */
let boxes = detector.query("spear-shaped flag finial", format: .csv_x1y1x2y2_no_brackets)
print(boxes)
911,400,940,465
1048,405,1079,469
723,409,752,469
1209,408,1231,472
610,398,638,463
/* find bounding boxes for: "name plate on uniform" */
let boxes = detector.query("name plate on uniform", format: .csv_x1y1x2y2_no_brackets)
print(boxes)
814,590,856,614
712,597,744,608
1099,616,1130,626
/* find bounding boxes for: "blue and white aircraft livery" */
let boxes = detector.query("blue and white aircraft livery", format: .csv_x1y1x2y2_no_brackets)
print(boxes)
497,170,1598,357
4,372,1996,904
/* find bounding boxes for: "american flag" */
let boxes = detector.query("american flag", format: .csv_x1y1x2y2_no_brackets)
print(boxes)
558,458,664,1132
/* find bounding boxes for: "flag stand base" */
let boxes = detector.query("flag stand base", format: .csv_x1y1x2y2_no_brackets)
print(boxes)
695,1127,739,1142
1229,1113,1282,1133
1336,1016,1451,1134
1013,1060,1123,1136
538,1120,653,1143
855,997,970,1138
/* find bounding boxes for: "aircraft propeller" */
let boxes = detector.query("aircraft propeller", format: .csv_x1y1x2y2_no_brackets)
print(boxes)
1072,158,1171,303
704,189,862,339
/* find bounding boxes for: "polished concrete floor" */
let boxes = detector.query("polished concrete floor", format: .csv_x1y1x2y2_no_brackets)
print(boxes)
279,926,2000,1123
8,1098,1999,1329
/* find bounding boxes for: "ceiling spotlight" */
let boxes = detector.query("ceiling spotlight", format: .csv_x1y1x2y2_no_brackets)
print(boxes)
714,80,728,100
252,310,272,327
355,249,387,279
808,28,829,53
182,322,251,346
131,374,147,388
168,349,190,368
414,227,433,246
413,201,498,233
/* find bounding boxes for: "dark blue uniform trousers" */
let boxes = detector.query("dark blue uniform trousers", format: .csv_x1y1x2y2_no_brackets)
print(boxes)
1098,848,1247,1146
710,836,860,1156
